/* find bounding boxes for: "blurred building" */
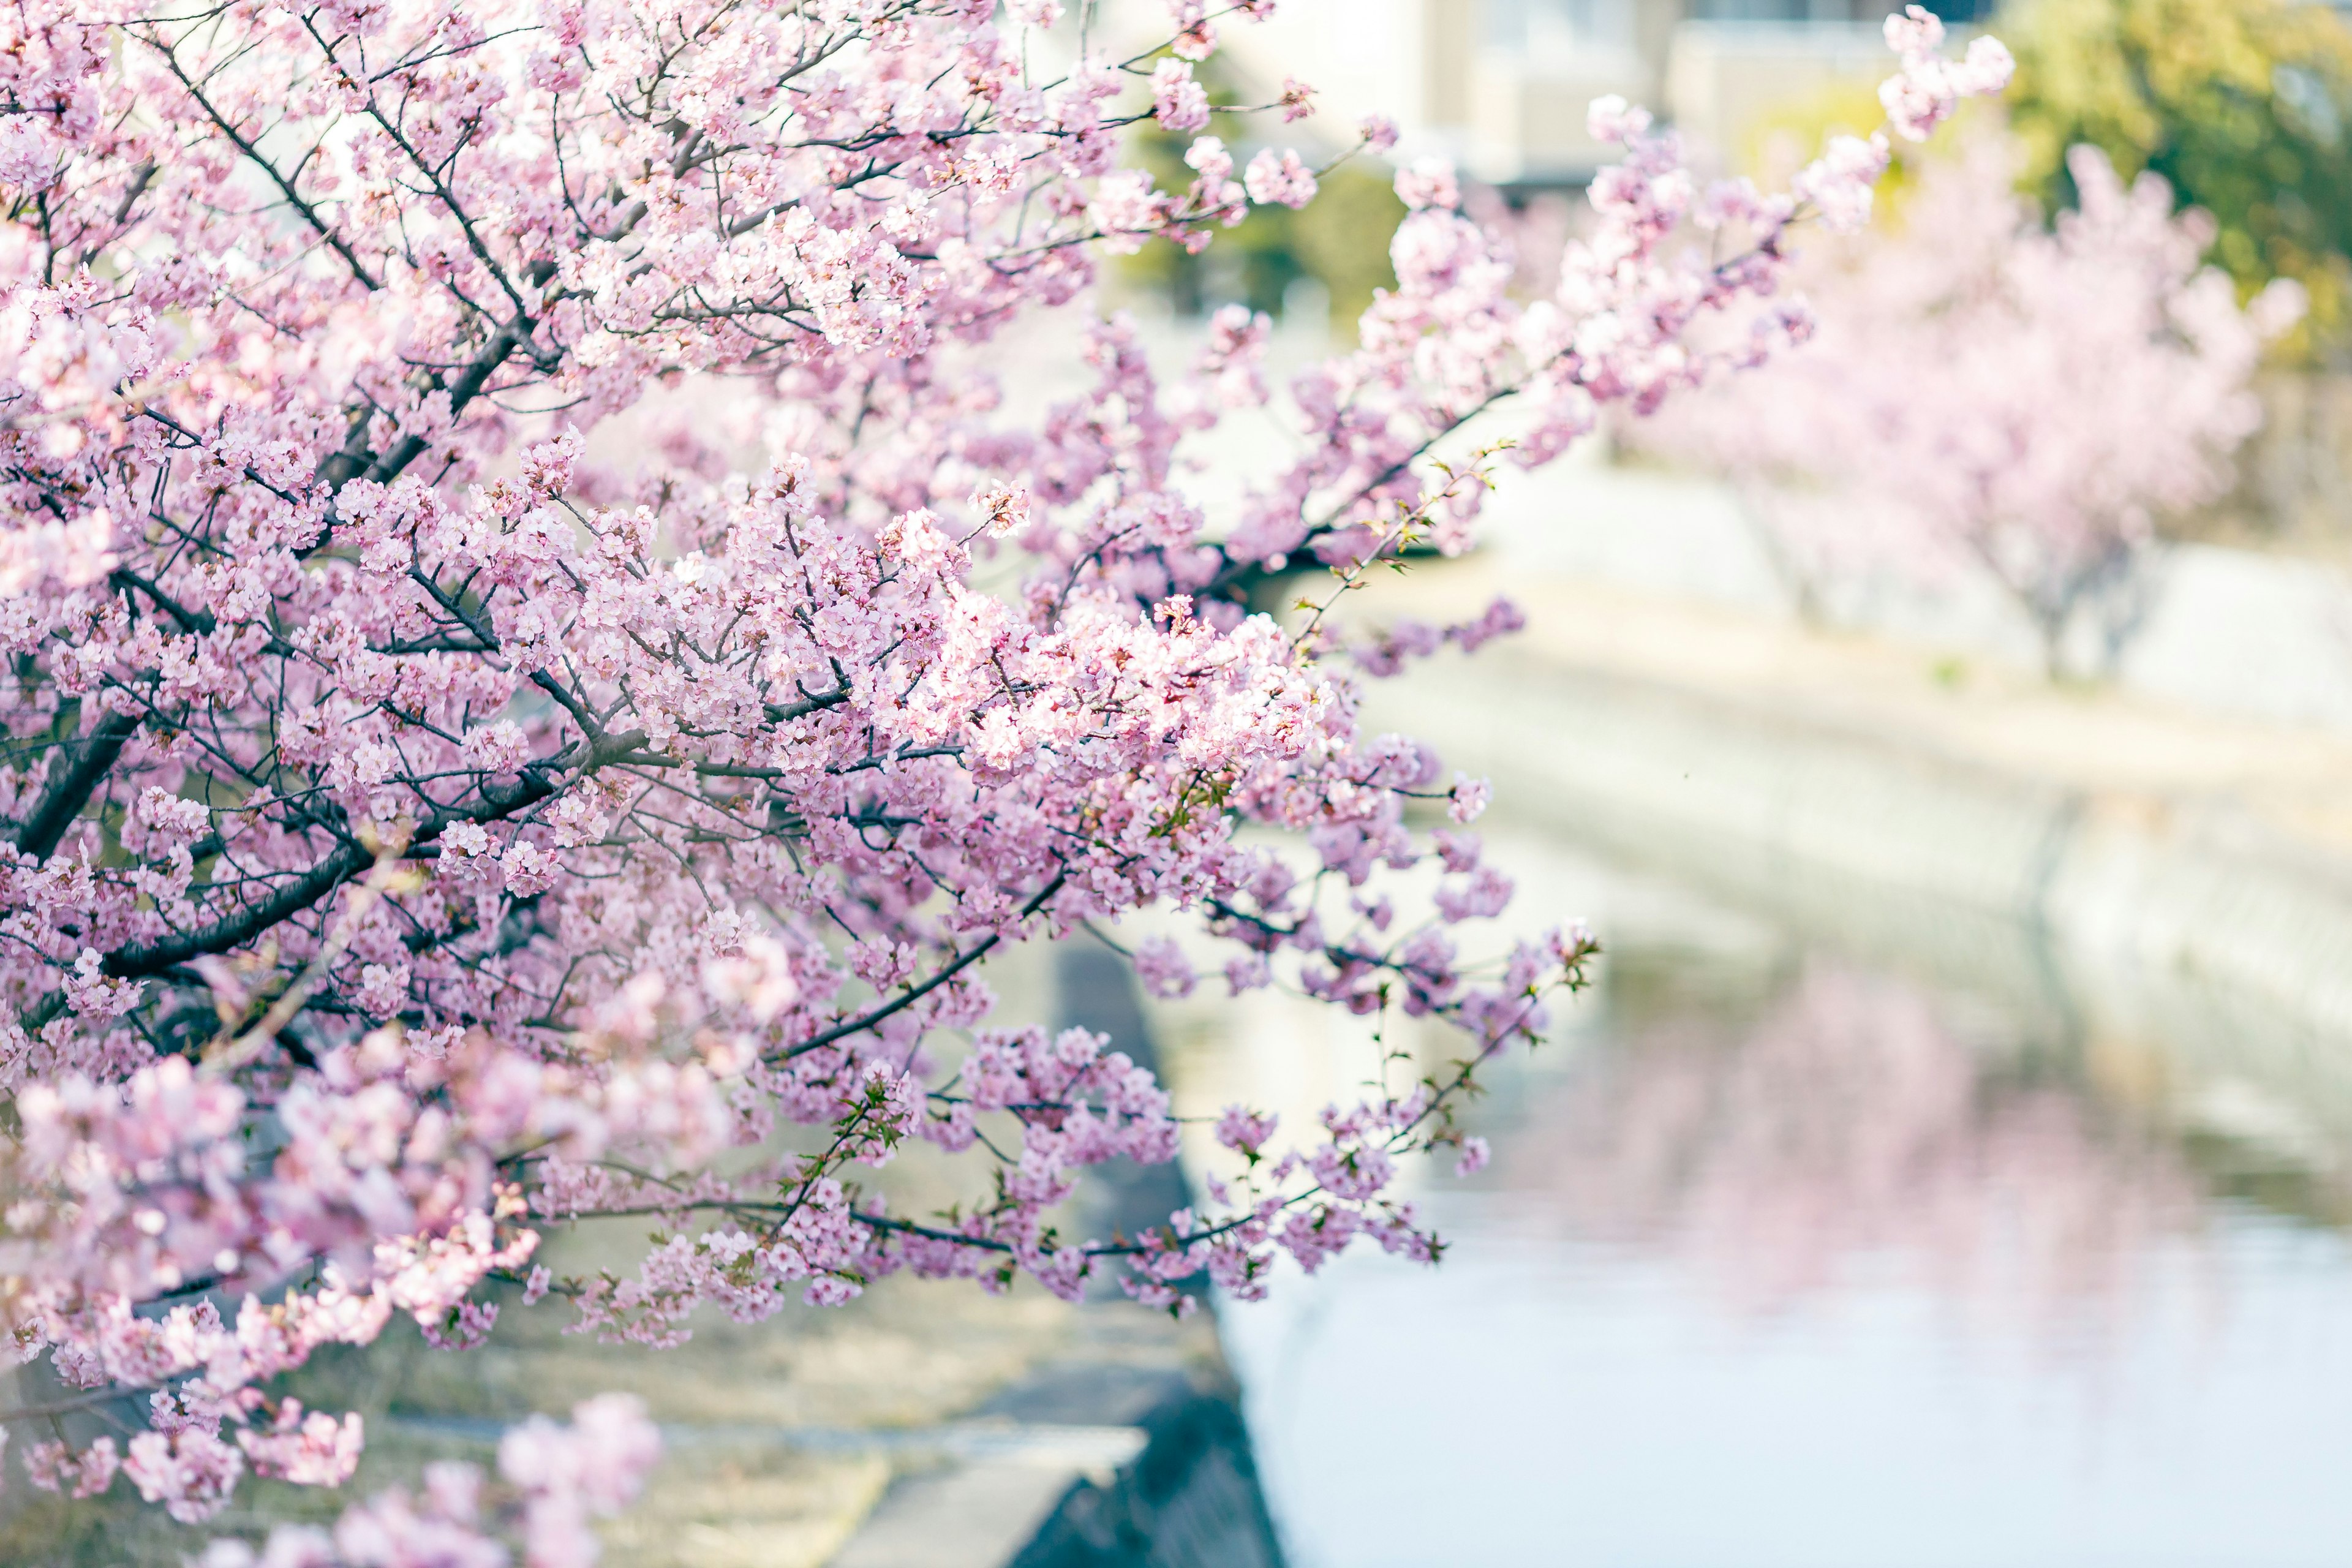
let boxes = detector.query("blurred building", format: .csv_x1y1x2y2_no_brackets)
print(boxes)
1219,0,1991,185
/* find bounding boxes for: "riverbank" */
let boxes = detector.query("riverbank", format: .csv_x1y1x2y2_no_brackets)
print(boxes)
1349,556,2352,1153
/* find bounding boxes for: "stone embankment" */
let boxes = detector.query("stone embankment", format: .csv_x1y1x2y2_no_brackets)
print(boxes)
1355,560,2352,1145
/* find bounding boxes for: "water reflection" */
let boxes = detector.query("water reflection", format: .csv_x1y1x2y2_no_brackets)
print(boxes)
1197,850,2352,1568
1523,964,2206,1335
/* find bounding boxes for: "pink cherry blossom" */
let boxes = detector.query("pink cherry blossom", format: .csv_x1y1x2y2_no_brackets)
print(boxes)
123,1428,244,1523
27,1436,119,1499
1152,59,1211,134
1792,133,1893,233
238,1401,365,1488
0,0,1998,1536
1244,148,1319,209
195,1400,655,1568
1394,157,1461,213
1132,936,1199,1000
1880,7,2016,141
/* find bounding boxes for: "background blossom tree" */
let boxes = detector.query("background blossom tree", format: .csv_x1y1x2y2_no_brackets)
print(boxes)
1999,0,2352,356
0,0,2002,1542
1635,129,2301,675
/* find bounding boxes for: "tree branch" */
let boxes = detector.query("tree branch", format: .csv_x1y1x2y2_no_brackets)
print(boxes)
141,42,384,293
101,770,562,980
13,709,139,862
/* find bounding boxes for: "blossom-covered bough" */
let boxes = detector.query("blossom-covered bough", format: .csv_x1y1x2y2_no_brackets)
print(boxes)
0,0,2005,1542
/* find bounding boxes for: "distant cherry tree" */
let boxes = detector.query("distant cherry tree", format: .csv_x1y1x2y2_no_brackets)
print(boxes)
0,0,2003,1546
1637,130,2301,676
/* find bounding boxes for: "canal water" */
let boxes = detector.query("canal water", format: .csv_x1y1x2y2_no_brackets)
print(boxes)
1167,832,2352,1568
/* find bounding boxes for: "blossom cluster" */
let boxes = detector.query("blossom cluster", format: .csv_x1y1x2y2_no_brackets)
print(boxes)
0,0,1999,1532
1213,10,2008,581
192,1395,660,1568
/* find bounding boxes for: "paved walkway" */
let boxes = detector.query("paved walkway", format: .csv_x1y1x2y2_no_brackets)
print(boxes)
1359,553,2352,858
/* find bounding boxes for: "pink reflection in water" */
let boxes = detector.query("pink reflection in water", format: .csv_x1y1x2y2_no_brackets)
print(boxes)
1512,965,2209,1335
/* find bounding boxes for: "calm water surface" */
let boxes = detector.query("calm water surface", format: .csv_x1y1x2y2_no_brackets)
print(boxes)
1202,839,2352,1568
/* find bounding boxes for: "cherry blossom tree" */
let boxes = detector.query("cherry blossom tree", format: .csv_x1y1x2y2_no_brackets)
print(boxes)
0,0,2003,1540
1635,129,2303,676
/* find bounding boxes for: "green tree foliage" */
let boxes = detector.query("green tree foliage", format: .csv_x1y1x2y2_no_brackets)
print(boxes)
2000,0,2352,356
1284,162,1411,329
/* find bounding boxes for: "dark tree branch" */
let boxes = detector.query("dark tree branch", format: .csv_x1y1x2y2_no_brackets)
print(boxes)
774,869,1068,1062
142,43,384,293
14,709,139,862
101,770,562,980
362,318,530,486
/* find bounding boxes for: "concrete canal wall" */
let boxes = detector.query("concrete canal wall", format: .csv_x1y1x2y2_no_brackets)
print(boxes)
1359,567,2352,1150
824,943,1283,1568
